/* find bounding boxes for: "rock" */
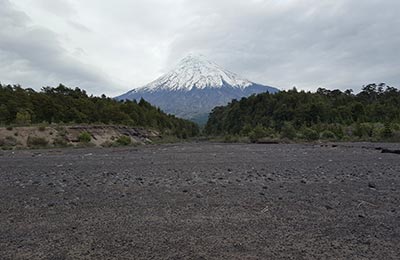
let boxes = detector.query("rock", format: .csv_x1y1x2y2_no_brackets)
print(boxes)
381,149,400,155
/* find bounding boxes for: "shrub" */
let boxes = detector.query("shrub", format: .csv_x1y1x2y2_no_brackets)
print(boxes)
53,136,68,147
15,110,31,125
391,131,400,142
116,135,132,146
353,123,374,139
320,130,336,140
55,126,66,132
56,127,68,138
1,136,18,146
302,128,319,141
280,122,296,140
27,136,48,147
223,134,239,143
325,124,344,139
381,123,393,139
240,124,253,136
372,123,384,139
248,125,269,143
78,131,91,143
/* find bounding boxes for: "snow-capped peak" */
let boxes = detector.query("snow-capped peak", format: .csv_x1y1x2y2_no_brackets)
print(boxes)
140,54,253,91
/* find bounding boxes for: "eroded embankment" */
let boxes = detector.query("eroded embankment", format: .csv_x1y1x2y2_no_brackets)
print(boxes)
0,125,160,149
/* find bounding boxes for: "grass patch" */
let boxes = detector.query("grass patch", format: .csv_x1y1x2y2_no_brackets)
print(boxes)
78,131,92,143
115,135,132,146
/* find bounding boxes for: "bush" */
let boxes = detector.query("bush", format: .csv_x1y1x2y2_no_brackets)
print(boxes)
223,134,240,143
53,136,68,147
320,130,336,140
371,123,384,139
353,123,374,139
280,122,296,140
325,124,344,139
1,136,18,147
391,131,400,142
78,131,91,143
381,123,393,139
115,135,132,146
15,110,31,125
56,126,68,138
248,125,269,143
240,124,253,136
302,128,319,141
27,136,48,147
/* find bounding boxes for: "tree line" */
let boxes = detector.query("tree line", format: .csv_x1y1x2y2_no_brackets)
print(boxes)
0,84,199,138
205,83,400,142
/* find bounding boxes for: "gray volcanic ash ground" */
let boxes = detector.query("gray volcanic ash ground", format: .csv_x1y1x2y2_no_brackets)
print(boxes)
0,143,399,259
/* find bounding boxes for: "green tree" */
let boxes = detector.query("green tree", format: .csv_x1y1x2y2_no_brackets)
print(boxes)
15,110,31,125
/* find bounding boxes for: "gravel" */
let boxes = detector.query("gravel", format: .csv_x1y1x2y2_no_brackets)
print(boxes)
0,142,399,259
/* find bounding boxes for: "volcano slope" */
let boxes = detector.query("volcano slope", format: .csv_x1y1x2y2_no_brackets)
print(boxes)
0,143,399,259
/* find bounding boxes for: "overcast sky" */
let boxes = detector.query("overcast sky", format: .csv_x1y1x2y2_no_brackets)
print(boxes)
1,0,399,96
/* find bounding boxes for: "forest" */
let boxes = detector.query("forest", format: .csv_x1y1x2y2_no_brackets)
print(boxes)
2,82,400,143
0,84,199,139
205,83,400,142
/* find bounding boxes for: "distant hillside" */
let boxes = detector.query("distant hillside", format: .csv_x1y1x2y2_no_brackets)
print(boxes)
0,84,199,139
205,83,400,142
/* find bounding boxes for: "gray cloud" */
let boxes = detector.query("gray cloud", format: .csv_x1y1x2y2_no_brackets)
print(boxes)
0,0,122,95
1,0,399,95
167,0,400,91
34,0,76,17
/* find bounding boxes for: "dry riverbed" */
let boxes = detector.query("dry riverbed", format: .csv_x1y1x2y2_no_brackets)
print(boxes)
0,143,399,259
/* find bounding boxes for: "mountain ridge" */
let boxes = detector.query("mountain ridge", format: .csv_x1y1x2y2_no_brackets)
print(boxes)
117,55,279,119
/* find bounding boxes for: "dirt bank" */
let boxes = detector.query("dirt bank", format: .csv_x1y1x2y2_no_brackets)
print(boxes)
0,125,160,149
